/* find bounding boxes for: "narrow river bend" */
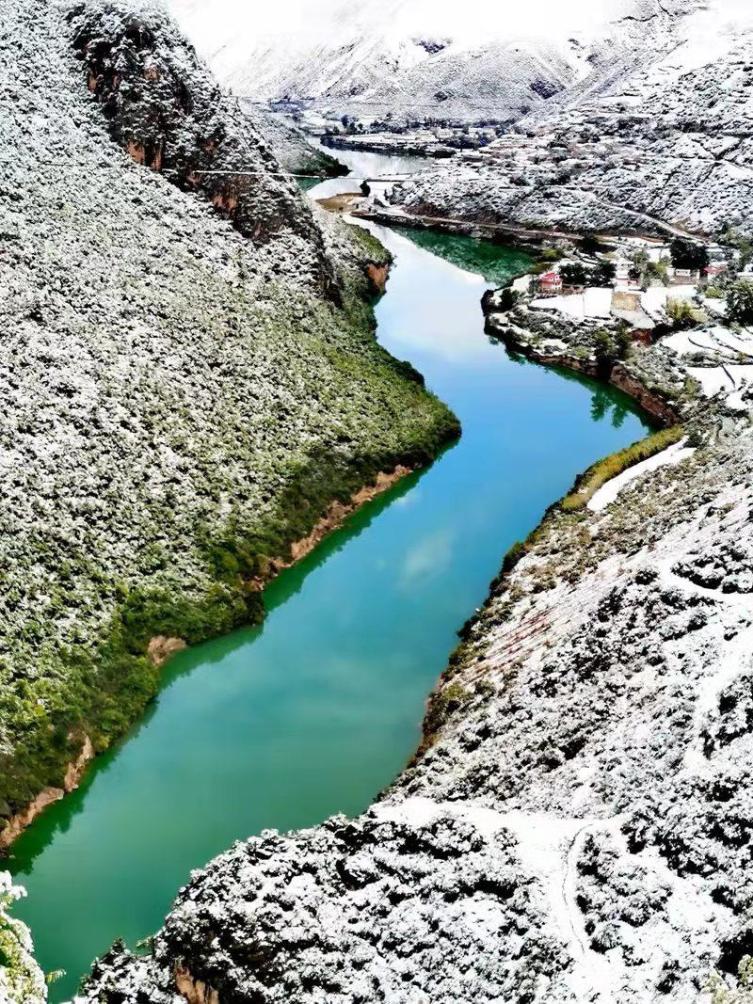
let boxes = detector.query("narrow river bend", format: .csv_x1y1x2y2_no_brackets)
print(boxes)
9,152,652,1002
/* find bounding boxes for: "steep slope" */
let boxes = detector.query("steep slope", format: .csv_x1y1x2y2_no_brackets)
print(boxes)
391,0,753,239
0,0,457,845
68,0,337,296
243,104,346,178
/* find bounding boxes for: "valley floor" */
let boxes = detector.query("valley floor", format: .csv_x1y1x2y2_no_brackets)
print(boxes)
5,0,753,1000
81,203,753,1002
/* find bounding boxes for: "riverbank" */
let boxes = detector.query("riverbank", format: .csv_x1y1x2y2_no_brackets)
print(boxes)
85,286,753,1002
483,318,680,428
0,0,462,861
359,206,688,434
0,875,45,1004
353,205,580,250
321,133,457,159
0,443,433,854
79,157,753,998
0,227,461,853
9,160,661,1001
244,105,349,182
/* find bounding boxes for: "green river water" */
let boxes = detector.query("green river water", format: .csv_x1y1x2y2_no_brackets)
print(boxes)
8,151,652,1002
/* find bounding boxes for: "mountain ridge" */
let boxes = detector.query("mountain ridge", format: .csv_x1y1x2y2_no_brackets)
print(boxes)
165,0,706,120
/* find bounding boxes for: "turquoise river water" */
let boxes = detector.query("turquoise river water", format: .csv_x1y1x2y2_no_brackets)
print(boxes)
8,152,652,1002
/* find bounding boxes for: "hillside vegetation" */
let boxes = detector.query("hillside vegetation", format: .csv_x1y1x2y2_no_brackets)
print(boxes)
0,0,457,837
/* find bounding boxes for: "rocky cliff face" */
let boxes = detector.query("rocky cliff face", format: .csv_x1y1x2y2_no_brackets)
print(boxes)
0,0,455,845
391,0,753,240
81,255,753,1001
68,0,338,297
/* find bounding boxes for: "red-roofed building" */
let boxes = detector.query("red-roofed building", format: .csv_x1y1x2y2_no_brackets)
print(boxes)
537,271,563,296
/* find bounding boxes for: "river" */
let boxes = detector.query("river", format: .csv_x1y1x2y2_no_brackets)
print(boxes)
8,149,652,1003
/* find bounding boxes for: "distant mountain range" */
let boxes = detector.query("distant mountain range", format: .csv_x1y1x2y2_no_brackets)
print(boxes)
166,0,705,120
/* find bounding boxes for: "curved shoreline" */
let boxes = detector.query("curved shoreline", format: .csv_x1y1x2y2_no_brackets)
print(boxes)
0,451,444,852
483,320,678,428
8,182,658,1003
79,272,709,1000
0,237,461,853
1,223,666,851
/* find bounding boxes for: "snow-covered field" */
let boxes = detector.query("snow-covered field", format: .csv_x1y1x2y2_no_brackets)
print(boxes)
531,287,613,321
663,325,753,358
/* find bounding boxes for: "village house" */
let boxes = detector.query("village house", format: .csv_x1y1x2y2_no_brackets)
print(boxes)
536,271,563,296
611,289,656,342
668,266,701,286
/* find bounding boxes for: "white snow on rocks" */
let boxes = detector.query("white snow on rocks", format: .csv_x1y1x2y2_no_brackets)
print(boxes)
165,0,660,120
688,364,753,400
83,415,753,1003
642,285,697,316
664,325,753,358
64,3,753,1001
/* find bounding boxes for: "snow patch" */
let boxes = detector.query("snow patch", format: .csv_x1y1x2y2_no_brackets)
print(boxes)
588,440,696,513
531,287,612,321
688,364,753,402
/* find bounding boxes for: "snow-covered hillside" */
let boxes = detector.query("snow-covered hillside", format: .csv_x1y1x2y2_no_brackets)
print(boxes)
165,0,703,120
391,0,753,239
0,0,456,853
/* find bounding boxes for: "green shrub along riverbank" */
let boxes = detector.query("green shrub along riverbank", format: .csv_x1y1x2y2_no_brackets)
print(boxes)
419,422,685,756
560,425,685,512
0,235,459,841
496,426,683,572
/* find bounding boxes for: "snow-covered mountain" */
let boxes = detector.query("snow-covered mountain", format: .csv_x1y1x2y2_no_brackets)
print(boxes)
165,0,702,120
391,0,753,240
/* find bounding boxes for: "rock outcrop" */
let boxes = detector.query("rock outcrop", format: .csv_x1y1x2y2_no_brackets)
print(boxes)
68,0,338,298
243,104,346,181
0,0,456,843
